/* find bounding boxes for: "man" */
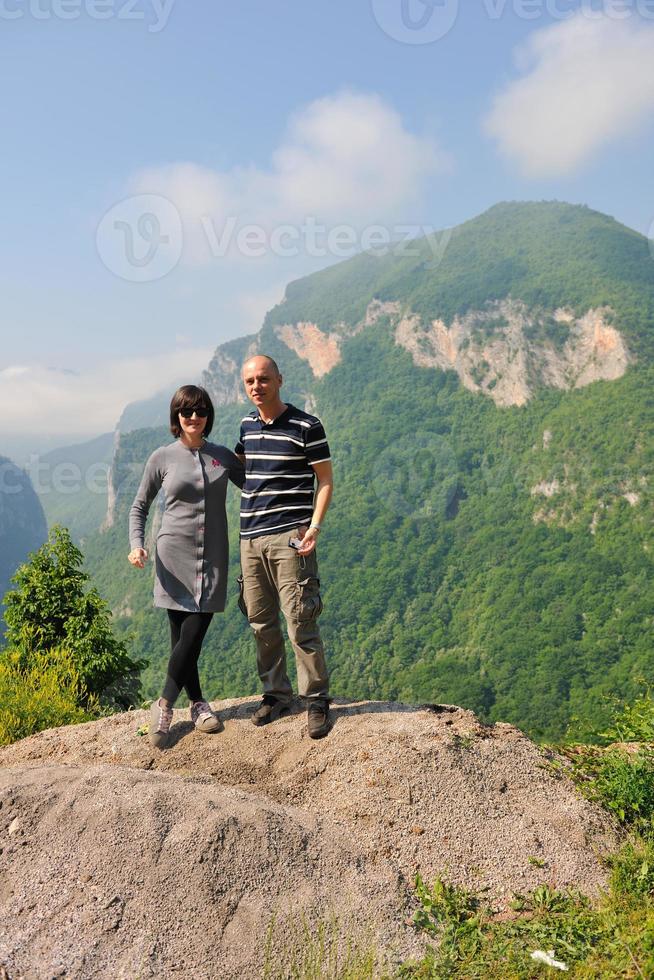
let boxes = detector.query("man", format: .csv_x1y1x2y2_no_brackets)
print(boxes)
235,354,333,739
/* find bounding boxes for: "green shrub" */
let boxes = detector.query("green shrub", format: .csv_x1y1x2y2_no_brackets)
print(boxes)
0,646,97,746
3,525,145,708
601,692,654,744
563,694,654,830
593,749,654,828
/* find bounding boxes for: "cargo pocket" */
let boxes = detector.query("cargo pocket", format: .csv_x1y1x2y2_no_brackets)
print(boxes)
237,574,248,618
295,575,323,622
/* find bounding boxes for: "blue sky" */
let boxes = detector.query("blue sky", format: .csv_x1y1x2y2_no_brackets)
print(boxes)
2,0,654,458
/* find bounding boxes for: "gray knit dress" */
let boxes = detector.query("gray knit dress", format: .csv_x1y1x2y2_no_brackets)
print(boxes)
129,440,244,613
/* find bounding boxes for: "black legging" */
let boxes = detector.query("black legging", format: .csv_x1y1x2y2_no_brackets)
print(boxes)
162,610,213,704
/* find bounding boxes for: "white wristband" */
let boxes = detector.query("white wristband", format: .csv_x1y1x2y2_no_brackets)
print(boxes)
309,523,321,531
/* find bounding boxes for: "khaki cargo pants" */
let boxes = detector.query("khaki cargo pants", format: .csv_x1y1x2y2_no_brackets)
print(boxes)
239,529,329,702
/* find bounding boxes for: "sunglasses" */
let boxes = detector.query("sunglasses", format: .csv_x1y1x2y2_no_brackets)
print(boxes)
179,406,209,419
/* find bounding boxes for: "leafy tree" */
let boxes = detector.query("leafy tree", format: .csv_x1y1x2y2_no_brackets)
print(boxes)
3,525,145,708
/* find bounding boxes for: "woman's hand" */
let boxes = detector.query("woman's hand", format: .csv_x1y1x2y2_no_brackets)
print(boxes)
128,547,148,568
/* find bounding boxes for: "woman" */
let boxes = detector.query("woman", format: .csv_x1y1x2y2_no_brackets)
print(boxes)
128,384,244,749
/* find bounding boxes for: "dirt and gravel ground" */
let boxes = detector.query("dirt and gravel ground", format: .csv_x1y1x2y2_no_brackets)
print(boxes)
0,698,619,978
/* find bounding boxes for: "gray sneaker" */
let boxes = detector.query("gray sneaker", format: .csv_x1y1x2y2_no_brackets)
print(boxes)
149,698,174,750
190,700,223,733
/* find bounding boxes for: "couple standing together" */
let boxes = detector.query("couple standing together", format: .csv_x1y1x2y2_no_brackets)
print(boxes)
127,355,333,748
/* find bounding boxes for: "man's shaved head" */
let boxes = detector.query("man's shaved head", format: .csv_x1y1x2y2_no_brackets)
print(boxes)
242,354,280,378
241,355,285,419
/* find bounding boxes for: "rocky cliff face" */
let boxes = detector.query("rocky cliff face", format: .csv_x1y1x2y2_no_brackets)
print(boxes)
0,456,47,610
272,300,401,379
394,300,631,407
100,431,121,531
274,321,343,378
202,334,257,407
199,297,631,410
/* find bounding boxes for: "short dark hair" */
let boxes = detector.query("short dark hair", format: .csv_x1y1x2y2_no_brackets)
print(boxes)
169,385,215,439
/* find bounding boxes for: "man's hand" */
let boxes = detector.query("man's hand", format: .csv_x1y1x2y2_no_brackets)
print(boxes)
296,524,319,556
297,460,332,556
128,547,148,568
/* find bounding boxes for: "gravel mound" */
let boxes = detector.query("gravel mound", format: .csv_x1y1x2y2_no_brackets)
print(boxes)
0,699,619,978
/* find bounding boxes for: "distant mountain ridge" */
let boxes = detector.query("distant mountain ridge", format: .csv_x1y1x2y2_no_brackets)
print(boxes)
82,201,654,740
0,457,47,619
34,432,114,544
36,385,201,543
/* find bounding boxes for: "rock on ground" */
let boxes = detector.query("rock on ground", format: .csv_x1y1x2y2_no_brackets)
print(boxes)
0,699,619,978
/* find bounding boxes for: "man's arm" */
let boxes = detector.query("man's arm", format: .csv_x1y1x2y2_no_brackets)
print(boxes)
298,460,333,556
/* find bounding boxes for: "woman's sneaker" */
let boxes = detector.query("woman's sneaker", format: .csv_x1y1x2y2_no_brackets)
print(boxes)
149,698,174,750
190,700,223,733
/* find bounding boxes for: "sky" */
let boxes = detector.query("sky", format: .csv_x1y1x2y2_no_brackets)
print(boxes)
2,0,654,461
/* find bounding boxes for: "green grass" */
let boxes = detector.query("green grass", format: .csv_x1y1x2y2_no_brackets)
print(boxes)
263,914,385,980
398,855,654,978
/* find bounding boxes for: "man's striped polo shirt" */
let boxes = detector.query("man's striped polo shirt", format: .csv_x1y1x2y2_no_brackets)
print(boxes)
235,403,331,539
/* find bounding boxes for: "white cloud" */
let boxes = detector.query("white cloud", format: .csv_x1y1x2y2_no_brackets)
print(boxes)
272,92,442,216
0,347,212,440
484,15,654,177
131,91,447,265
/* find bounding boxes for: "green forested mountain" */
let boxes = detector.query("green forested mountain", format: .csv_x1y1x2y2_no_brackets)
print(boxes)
266,200,654,356
80,202,654,740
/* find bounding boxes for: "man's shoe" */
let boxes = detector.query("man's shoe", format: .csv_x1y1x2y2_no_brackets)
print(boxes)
149,698,174,750
190,700,223,733
307,699,331,739
251,694,291,727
